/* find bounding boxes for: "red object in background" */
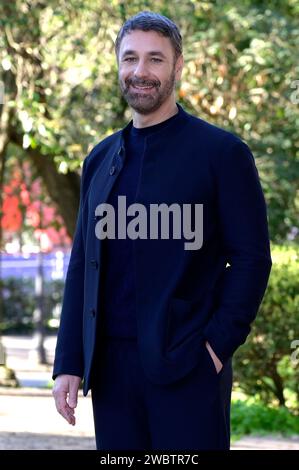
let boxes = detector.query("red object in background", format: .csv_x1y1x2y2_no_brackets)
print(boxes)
1,195,22,231
1,165,71,248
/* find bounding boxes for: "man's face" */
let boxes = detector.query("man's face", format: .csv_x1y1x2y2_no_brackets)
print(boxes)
118,30,183,115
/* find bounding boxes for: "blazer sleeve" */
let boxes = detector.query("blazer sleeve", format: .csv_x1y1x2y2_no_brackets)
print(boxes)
203,138,272,364
52,157,89,380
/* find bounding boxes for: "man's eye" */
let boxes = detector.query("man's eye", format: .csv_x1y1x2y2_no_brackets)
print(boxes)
124,57,136,62
151,58,162,62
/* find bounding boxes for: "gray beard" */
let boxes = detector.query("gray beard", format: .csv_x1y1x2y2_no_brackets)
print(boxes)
119,69,176,115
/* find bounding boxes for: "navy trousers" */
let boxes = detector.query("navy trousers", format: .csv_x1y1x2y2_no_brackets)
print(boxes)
90,336,233,451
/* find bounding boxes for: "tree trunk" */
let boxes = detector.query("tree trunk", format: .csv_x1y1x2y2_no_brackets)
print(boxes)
271,366,286,407
10,131,80,237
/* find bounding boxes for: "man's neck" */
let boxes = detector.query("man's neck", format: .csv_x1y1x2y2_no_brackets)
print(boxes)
132,99,178,129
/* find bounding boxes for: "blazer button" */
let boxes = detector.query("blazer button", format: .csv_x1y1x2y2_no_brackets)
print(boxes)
90,259,98,269
89,308,96,317
109,165,116,175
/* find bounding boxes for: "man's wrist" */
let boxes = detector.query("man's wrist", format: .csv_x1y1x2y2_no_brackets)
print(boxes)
205,340,223,373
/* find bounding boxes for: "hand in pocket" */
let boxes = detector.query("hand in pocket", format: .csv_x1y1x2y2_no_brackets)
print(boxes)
205,341,223,374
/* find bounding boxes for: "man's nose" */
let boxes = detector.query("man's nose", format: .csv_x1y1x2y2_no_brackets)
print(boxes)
133,59,149,78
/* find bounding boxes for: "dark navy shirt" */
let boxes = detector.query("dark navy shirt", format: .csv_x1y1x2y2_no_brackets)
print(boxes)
99,110,180,337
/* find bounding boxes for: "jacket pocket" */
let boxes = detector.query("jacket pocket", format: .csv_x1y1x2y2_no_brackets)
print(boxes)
166,296,205,353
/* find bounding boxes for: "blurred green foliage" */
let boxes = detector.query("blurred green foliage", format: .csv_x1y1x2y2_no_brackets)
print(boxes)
233,244,299,410
231,397,299,440
0,277,64,333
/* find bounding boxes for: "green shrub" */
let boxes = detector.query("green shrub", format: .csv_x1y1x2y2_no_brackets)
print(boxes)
231,398,299,439
233,244,299,411
0,277,64,334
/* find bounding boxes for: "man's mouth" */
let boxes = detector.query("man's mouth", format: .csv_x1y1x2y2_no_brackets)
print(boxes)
131,84,156,91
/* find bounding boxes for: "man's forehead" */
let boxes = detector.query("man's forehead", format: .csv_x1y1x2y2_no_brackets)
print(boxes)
119,30,172,55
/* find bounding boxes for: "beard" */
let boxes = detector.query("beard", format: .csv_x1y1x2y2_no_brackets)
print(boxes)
119,67,176,115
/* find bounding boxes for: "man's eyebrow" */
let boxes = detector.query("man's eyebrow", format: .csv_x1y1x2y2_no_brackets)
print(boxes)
148,51,167,59
121,49,167,59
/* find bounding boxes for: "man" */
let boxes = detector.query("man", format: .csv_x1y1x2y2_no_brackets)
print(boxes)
52,11,272,450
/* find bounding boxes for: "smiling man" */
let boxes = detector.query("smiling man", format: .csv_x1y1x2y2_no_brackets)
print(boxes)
52,11,272,450
117,27,181,120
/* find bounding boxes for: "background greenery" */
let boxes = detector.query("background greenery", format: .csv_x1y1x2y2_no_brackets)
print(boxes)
233,245,299,412
1,277,63,334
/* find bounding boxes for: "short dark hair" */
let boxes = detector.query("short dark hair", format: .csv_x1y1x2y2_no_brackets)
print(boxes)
115,11,183,62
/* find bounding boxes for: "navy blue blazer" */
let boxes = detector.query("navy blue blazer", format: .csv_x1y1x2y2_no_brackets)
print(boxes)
53,102,272,396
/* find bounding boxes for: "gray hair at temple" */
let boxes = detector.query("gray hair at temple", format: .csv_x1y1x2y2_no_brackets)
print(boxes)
115,11,183,63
